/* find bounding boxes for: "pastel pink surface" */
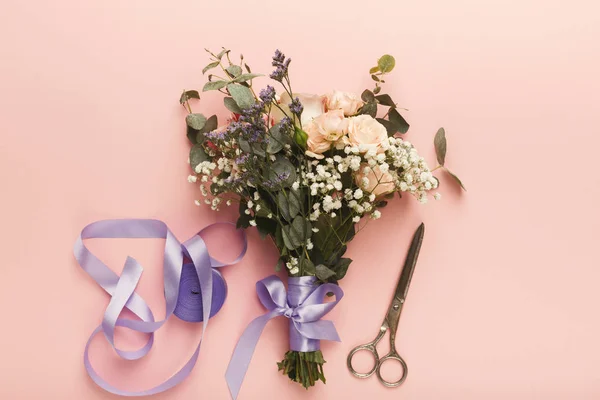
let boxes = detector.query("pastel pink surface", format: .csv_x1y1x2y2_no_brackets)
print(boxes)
1,0,599,399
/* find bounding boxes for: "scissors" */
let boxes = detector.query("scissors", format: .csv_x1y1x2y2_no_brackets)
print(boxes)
347,222,425,387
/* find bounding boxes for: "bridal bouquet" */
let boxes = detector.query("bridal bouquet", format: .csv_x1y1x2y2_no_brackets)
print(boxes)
180,48,464,391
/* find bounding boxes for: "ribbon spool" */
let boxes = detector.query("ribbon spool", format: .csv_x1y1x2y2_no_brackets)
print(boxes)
74,219,246,396
174,264,226,322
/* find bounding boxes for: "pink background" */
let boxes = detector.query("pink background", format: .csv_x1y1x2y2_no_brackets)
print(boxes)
1,0,599,399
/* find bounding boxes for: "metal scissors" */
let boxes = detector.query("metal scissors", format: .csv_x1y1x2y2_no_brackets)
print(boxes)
347,223,425,387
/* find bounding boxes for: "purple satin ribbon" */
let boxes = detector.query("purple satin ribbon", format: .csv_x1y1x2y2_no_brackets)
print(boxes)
73,219,246,396
225,275,343,399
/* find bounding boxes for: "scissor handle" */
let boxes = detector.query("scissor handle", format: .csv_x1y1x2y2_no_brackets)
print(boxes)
347,342,380,378
375,351,408,387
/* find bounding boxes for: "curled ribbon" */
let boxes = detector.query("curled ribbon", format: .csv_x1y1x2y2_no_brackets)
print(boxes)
225,275,343,399
73,219,246,396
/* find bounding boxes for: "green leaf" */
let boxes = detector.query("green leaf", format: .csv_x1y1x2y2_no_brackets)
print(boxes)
375,94,395,107
434,127,447,166
202,61,220,75
388,108,410,134
316,264,336,281
234,73,263,83
373,86,381,94
203,80,228,92
276,190,301,222
376,118,397,136
202,115,218,134
239,139,266,157
186,125,200,144
282,224,301,250
189,144,208,171
179,90,200,104
445,168,467,191
291,215,311,241
267,122,286,154
361,89,375,103
244,63,252,73
226,65,242,77
333,258,352,280
268,158,297,188
300,258,316,276
371,74,380,82
185,113,206,130
227,83,255,110
224,97,242,114
216,48,229,60
369,66,379,74
359,102,377,118
255,217,277,239
377,54,396,73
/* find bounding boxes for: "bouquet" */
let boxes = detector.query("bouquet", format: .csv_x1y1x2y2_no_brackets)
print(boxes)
179,48,464,390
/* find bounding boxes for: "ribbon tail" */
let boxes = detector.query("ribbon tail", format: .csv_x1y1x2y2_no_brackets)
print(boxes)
225,310,281,400
293,319,341,342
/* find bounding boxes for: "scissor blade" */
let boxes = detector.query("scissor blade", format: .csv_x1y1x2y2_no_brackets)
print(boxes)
394,223,425,302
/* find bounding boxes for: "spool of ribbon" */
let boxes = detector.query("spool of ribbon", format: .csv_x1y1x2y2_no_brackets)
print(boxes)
73,219,246,396
225,275,343,399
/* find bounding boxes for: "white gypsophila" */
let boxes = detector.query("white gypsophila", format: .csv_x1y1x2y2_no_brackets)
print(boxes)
194,200,201,206
289,267,299,275
188,175,198,183
352,216,360,223
371,210,381,219
434,193,442,200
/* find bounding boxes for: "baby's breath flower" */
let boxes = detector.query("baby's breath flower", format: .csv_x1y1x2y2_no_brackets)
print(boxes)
249,220,257,226
188,175,198,183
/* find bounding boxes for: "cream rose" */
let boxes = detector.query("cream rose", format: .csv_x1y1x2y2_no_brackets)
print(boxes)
347,115,388,153
271,92,325,126
355,164,396,197
326,90,363,116
304,110,348,154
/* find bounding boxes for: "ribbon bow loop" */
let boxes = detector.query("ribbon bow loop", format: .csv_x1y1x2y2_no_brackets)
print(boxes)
226,275,344,400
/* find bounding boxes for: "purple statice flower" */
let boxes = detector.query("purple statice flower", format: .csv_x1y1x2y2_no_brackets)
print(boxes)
204,128,226,141
264,171,291,189
235,154,249,165
270,50,291,82
259,85,276,103
289,97,303,116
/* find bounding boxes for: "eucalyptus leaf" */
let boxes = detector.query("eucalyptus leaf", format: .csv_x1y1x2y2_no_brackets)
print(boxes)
239,139,266,157
446,168,467,191
202,61,220,75
234,73,263,83
277,190,301,222
267,122,286,154
376,118,397,136
315,264,336,281
224,97,242,114
375,94,395,107
377,54,396,73
301,259,316,276
226,65,242,77
373,86,381,94
203,80,228,92
189,144,208,171
333,258,352,280
434,127,447,166
371,74,380,82
227,83,255,110
216,48,229,60
389,108,410,134
179,90,200,104
282,224,302,250
369,66,379,74
185,113,207,130
359,102,377,118
361,89,375,103
255,217,277,239
268,158,297,188
186,125,199,144
201,115,218,134
290,215,311,242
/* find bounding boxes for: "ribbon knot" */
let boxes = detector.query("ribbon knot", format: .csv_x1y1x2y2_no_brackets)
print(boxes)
225,275,343,399
73,219,246,396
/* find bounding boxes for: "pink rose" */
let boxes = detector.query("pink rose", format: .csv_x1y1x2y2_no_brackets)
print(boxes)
272,92,325,126
355,164,396,197
347,115,388,153
304,110,348,154
326,90,363,116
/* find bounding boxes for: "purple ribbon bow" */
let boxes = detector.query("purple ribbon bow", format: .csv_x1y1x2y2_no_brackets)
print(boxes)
226,275,343,399
73,219,246,396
